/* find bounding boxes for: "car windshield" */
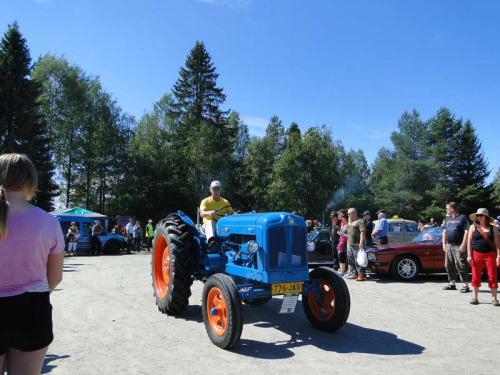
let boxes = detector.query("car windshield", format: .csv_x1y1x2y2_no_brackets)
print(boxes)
307,232,318,241
412,227,443,243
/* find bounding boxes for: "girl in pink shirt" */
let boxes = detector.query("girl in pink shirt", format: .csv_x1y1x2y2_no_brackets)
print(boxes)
0,153,64,375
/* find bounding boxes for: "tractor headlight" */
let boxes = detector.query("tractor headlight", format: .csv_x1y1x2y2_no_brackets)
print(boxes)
367,252,376,261
247,240,259,253
307,241,316,252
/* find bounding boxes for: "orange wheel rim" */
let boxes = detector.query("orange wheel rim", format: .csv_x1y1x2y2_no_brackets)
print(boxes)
153,234,170,299
206,287,227,336
308,279,336,321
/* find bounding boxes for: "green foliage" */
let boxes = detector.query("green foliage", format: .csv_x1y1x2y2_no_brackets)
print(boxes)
0,23,57,210
242,116,286,211
267,125,342,217
371,108,491,221
492,169,500,213
169,41,234,205
33,54,132,214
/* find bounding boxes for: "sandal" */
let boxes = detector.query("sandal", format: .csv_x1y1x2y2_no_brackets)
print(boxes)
460,286,471,293
492,299,500,306
470,298,479,305
442,284,457,291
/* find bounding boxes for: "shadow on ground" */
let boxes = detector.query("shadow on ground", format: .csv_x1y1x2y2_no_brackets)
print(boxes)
370,272,450,284
42,354,70,374
175,298,425,359
63,263,85,273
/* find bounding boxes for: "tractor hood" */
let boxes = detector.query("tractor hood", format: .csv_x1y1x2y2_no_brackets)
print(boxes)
216,212,305,237
218,212,305,227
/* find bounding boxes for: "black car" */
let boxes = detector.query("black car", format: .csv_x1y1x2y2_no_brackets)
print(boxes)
307,228,335,267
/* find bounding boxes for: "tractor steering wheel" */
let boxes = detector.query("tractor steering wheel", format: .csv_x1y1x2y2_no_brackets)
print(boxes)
212,205,236,221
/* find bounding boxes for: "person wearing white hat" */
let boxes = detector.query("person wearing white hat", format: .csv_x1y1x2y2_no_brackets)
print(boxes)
199,181,233,242
466,208,500,306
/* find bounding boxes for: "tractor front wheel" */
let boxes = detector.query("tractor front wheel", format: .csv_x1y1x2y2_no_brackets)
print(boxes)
302,267,350,332
202,274,243,349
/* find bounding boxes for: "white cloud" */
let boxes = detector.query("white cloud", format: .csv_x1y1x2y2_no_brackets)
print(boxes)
241,116,268,137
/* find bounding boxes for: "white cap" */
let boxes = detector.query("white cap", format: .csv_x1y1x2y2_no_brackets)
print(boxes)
210,180,222,189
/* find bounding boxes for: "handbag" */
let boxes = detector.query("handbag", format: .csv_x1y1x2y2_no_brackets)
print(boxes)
357,248,368,267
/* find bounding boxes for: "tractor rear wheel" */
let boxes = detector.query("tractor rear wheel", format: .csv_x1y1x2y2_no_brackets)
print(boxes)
242,297,272,306
152,215,194,316
202,274,243,349
302,266,350,331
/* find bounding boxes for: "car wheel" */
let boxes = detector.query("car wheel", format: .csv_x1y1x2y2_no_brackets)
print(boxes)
391,255,420,281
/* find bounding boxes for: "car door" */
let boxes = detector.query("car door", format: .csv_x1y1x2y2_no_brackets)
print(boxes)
389,222,405,243
316,231,333,258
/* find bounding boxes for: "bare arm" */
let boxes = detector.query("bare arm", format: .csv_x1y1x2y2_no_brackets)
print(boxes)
467,224,474,259
442,229,447,251
199,206,215,219
359,230,366,249
493,227,500,265
460,228,468,252
47,252,64,292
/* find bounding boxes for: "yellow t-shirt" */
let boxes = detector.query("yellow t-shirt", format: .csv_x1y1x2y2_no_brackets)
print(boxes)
200,196,232,223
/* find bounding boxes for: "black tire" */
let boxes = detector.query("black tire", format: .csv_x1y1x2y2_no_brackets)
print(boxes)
242,296,272,306
103,239,121,255
151,215,194,315
202,273,243,349
390,255,420,281
302,266,350,332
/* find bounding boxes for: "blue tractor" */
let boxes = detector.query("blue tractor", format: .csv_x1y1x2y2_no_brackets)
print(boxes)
151,209,350,349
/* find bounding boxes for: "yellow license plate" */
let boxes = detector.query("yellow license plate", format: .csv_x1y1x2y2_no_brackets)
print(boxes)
271,282,302,295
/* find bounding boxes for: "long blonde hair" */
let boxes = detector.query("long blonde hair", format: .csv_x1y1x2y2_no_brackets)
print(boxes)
0,153,38,239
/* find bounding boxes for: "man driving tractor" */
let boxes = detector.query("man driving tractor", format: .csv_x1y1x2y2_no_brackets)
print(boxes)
199,180,233,241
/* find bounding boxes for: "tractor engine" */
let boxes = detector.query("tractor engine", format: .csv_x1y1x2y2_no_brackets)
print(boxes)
207,212,310,284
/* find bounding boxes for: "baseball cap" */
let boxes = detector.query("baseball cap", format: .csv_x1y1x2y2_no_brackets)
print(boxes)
210,180,222,189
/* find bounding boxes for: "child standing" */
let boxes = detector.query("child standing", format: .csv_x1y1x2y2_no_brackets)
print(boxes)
0,153,64,374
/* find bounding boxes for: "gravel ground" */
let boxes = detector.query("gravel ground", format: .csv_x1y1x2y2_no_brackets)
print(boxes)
40,253,500,375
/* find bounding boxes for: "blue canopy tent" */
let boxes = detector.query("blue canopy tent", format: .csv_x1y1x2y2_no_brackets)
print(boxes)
51,207,108,231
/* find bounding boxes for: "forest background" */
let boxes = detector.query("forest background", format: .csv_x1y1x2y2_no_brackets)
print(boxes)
1,23,499,224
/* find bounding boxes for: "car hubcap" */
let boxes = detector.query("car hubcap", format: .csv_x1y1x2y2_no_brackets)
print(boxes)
398,259,416,278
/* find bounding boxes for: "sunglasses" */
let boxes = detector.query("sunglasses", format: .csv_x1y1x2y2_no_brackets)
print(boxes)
476,214,484,217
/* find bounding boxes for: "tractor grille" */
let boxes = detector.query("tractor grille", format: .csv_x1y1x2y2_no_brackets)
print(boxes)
268,226,307,269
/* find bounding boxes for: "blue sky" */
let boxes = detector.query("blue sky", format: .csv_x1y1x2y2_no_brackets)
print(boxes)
1,0,499,178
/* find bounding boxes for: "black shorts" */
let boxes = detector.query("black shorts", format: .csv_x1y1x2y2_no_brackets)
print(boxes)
338,251,347,263
0,291,53,354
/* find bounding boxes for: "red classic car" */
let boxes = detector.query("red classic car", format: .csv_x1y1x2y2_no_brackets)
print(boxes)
366,227,447,281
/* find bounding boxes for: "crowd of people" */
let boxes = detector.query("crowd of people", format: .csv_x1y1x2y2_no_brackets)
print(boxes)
325,209,389,281
112,218,155,253
323,202,500,305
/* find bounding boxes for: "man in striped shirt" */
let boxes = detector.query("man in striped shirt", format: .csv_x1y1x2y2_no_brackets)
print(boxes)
372,210,389,244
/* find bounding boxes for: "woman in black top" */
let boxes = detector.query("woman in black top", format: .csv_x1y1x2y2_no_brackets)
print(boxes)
466,208,500,306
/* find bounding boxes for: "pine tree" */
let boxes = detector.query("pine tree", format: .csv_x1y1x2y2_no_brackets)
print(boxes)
453,120,490,213
169,41,232,203
0,23,57,210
